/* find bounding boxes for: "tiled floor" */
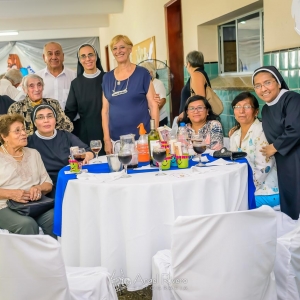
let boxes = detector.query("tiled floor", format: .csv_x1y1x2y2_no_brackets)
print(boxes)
117,285,152,299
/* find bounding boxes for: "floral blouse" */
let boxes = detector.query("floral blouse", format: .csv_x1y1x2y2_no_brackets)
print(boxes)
7,95,73,136
186,120,224,150
229,118,279,196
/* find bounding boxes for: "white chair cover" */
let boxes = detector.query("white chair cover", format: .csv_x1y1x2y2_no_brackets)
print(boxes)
0,233,118,300
276,211,298,237
152,206,277,300
274,219,300,300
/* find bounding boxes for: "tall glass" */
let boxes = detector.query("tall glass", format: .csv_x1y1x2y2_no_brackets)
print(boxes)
90,140,102,163
192,134,206,167
118,148,132,178
153,146,167,176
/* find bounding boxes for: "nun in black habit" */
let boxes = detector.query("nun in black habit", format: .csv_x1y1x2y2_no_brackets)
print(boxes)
65,44,105,155
252,66,300,220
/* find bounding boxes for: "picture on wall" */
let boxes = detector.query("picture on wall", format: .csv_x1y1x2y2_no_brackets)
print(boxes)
131,36,156,64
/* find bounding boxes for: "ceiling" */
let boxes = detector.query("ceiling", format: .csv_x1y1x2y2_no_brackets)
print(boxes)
0,0,123,32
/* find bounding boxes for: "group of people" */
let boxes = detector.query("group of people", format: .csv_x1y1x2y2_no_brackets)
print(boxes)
0,35,164,237
180,51,300,221
0,36,299,238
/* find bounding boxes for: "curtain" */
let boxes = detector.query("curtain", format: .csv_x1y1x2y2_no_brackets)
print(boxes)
0,37,100,75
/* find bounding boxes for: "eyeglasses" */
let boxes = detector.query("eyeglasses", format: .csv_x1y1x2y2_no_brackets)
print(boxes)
233,105,254,111
187,106,207,112
79,53,95,60
36,114,55,121
9,128,26,135
253,80,276,90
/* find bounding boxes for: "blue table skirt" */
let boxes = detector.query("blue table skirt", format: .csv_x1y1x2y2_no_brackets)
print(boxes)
53,155,256,236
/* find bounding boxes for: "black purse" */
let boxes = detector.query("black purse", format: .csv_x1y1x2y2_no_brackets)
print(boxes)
213,147,247,160
7,195,54,218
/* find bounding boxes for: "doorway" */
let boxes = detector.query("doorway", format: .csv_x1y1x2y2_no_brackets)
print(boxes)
165,0,184,123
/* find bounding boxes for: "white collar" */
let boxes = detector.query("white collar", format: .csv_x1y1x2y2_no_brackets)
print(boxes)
45,66,65,77
35,129,57,140
266,89,288,106
83,68,101,78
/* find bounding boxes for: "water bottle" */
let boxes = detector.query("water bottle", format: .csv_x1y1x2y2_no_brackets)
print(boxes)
177,123,188,154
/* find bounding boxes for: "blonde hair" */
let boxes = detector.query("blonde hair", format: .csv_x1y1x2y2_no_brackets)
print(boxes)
110,35,133,50
139,61,156,79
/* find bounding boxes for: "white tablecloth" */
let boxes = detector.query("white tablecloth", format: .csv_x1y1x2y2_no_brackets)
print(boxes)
61,164,248,291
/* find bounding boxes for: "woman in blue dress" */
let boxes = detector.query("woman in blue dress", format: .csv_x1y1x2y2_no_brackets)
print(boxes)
101,35,159,154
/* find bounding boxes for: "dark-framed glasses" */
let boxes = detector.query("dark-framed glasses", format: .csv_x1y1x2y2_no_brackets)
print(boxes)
36,114,55,121
188,106,207,112
79,53,95,60
233,105,254,111
253,80,276,90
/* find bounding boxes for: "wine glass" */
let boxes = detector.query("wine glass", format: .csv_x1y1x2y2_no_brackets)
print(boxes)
153,145,167,176
118,147,132,178
73,148,86,171
192,134,206,167
90,140,102,163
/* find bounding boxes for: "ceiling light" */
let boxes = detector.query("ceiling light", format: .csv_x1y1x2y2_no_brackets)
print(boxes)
0,31,18,36
240,21,246,24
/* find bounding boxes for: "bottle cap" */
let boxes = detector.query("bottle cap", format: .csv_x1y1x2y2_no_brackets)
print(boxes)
179,122,186,127
137,123,147,134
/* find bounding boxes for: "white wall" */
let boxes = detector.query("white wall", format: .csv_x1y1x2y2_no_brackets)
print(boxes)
99,0,169,71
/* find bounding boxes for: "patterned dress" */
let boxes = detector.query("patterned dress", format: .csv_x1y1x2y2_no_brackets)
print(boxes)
186,120,223,150
230,118,279,196
7,95,73,136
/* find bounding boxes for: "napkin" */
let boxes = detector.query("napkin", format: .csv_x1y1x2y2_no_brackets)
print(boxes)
77,170,125,182
134,164,158,170
205,158,237,166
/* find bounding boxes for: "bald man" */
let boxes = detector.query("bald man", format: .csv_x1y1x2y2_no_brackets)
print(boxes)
35,42,76,110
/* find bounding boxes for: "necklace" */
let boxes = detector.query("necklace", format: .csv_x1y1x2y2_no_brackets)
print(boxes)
1,145,24,158
112,77,130,97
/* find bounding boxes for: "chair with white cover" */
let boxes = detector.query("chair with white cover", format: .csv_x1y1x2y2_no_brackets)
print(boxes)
274,218,300,300
0,233,118,300
152,206,277,300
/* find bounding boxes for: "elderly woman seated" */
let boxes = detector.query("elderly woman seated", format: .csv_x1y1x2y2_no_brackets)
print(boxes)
181,95,223,150
7,74,73,136
0,114,55,237
229,92,279,208
27,104,94,197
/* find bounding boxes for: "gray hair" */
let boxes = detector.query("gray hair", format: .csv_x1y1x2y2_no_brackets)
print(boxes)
43,41,63,54
139,61,156,79
186,51,204,68
22,74,44,93
4,69,23,85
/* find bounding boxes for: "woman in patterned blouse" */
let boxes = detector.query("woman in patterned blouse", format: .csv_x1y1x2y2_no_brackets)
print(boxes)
181,95,223,150
7,74,73,136
229,92,279,208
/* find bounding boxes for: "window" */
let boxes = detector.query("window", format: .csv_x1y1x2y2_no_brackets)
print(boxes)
219,11,263,74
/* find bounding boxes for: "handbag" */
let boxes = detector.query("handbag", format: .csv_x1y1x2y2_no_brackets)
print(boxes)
7,194,54,218
190,76,224,115
213,147,247,160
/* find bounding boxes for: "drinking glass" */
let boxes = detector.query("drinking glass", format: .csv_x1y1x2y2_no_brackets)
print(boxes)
90,140,102,163
118,148,132,178
153,145,167,176
192,134,206,167
73,148,86,171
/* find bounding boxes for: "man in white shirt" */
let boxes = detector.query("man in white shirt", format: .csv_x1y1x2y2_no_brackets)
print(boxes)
35,42,76,110
0,69,25,101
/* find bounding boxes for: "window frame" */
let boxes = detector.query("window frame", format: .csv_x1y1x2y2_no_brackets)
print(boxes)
218,9,264,76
